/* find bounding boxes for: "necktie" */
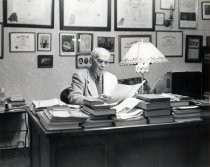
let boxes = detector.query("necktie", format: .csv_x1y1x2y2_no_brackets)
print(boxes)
96,76,103,96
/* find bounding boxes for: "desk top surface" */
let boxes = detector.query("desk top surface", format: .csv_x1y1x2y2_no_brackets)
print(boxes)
27,109,210,138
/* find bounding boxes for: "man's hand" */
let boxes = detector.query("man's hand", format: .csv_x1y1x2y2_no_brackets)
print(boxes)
98,94,111,101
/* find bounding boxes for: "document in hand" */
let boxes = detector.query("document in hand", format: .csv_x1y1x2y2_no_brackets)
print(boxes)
106,81,145,106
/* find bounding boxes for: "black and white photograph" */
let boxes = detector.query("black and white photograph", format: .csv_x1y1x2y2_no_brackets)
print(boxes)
1,1,210,167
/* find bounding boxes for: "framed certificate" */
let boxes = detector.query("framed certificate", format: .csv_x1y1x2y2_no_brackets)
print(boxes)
156,31,183,57
9,32,35,52
3,0,54,28
77,33,93,53
118,35,152,63
114,0,155,31
60,0,111,31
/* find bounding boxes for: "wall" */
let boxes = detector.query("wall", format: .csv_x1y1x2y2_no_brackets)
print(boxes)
0,0,209,104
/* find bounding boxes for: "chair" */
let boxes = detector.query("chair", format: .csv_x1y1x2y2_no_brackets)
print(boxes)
60,87,71,104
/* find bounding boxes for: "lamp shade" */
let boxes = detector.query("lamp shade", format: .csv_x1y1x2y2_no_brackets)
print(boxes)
120,42,168,66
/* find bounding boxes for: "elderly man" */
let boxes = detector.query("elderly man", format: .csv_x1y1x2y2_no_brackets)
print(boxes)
68,47,118,105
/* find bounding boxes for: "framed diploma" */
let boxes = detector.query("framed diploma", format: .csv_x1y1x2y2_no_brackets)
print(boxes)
118,35,152,63
156,31,183,57
160,0,175,10
185,35,203,63
178,0,198,29
9,32,35,52
3,0,54,28
156,12,165,25
60,0,111,31
59,33,77,56
77,33,93,53
0,23,3,59
114,0,155,31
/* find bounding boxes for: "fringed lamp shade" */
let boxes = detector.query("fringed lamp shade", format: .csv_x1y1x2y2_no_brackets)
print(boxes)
120,41,168,93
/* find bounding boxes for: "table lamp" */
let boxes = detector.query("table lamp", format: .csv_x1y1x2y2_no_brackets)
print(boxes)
120,41,168,94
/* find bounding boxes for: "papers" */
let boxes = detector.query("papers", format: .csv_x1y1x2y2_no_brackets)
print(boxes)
107,81,145,105
32,98,67,109
112,97,141,113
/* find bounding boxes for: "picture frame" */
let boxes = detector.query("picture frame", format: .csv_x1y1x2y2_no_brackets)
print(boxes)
0,23,3,59
178,0,198,29
185,35,203,63
76,53,92,69
60,0,111,31
3,0,54,28
207,36,210,47
156,12,165,25
110,54,115,64
37,33,51,51
119,35,152,63
59,33,77,56
0,0,3,22
202,46,210,62
202,2,210,20
37,55,53,68
9,32,35,52
97,37,115,52
78,33,93,53
156,31,183,57
160,0,175,10
114,0,155,31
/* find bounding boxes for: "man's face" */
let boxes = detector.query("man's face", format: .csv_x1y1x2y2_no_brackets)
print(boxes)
92,54,110,73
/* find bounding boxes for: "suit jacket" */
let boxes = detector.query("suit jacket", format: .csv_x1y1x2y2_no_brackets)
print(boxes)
68,68,117,105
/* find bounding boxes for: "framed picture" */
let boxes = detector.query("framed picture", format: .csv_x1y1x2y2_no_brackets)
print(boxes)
3,0,54,28
202,46,210,62
37,33,51,51
202,2,210,20
156,31,183,57
156,12,165,25
119,35,152,63
59,33,77,56
97,37,115,52
76,53,92,69
0,0,3,22
60,0,111,31
160,0,175,10
178,0,198,29
110,54,115,64
37,55,53,68
78,33,93,53
185,35,203,63
114,0,155,31
207,36,210,47
9,32,35,52
0,23,3,59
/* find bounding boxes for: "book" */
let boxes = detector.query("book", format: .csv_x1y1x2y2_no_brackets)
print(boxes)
80,118,114,128
144,108,171,117
81,105,116,116
170,101,190,107
147,115,174,124
136,100,170,110
136,94,170,102
172,112,201,118
174,117,202,123
114,116,147,126
37,111,82,130
83,98,105,105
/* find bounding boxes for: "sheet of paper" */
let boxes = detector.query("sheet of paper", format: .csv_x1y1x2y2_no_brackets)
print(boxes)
32,98,66,108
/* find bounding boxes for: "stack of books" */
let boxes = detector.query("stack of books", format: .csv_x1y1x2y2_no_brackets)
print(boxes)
5,95,28,112
80,98,116,128
37,106,89,130
136,94,174,124
172,105,202,122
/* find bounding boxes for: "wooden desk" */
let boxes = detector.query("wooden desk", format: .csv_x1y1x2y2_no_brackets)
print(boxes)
28,110,210,167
